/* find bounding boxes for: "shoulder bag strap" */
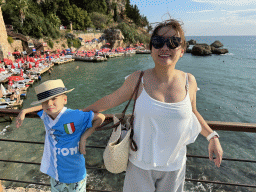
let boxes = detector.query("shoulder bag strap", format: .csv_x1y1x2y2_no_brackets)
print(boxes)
99,71,144,131
121,71,144,116
129,71,144,151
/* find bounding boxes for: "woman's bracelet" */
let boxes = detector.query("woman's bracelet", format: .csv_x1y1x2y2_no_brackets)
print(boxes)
207,131,219,141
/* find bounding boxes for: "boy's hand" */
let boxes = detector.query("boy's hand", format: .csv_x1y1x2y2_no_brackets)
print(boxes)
15,105,43,128
16,110,26,128
79,140,86,155
79,113,105,154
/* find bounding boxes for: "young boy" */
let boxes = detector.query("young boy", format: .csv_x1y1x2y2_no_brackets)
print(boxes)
16,79,105,192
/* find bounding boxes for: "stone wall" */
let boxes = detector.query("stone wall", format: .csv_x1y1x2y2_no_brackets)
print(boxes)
41,33,105,52
9,40,23,52
0,7,13,60
76,33,103,41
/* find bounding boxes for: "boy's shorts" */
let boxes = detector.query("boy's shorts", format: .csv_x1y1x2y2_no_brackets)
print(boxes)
50,177,87,192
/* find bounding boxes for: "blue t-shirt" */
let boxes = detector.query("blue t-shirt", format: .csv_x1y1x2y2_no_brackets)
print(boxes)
37,107,94,183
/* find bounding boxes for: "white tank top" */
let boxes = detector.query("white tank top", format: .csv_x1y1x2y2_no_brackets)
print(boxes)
129,73,202,171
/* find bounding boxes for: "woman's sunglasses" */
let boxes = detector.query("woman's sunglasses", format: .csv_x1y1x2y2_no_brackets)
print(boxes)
151,35,181,49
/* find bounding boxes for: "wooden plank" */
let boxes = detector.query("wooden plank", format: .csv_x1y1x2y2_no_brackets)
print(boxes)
0,109,255,132
207,121,256,132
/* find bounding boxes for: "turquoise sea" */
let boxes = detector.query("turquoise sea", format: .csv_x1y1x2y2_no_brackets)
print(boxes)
0,36,256,191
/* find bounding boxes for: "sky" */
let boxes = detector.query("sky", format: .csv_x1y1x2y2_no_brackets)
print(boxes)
130,0,256,36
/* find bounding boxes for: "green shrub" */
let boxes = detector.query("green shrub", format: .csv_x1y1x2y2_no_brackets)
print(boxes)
66,38,81,48
67,39,72,48
72,39,81,49
62,43,66,48
7,36,14,44
89,12,109,30
48,40,54,49
117,22,150,45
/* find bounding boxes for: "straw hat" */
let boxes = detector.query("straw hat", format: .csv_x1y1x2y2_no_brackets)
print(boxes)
31,79,74,105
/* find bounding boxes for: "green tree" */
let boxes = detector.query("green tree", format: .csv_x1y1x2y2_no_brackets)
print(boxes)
147,24,153,33
125,0,131,18
56,0,72,26
2,0,21,25
124,0,148,27
22,13,43,38
41,0,58,15
18,0,28,25
46,13,61,29
90,12,109,29
70,0,107,14
117,22,150,44
113,3,118,22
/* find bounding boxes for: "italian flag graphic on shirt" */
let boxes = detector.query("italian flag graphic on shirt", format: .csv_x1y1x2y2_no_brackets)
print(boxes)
64,122,75,134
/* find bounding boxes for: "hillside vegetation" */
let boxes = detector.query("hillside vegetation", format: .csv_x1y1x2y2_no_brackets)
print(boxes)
1,0,151,45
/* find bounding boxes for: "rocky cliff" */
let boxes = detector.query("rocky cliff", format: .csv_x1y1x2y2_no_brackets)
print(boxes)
0,6,13,61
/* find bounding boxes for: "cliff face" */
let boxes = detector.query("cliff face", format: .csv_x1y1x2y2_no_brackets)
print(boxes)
0,6,13,61
106,0,126,16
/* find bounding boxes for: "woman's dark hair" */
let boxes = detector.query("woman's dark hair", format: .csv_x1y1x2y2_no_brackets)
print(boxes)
149,19,186,51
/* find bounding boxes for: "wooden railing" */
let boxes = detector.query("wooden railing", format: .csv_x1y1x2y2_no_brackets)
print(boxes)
0,109,256,132
0,109,256,191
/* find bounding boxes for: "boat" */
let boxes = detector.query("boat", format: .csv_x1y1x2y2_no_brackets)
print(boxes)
73,55,107,62
136,49,151,54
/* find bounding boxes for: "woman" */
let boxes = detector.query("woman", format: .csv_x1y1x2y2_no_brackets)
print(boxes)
86,19,223,192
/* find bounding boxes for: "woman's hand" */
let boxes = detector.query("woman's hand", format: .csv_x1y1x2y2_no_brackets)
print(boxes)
208,137,223,167
16,110,26,128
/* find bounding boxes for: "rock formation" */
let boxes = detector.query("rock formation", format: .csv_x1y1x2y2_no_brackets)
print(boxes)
188,39,196,45
211,40,223,48
103,28,125,48
0,6,13,61
191,44,212,56
187,39,228,56
211,47,229,55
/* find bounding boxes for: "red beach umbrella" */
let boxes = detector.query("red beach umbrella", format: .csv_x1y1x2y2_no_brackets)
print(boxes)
17,63,20,68
29,63,32,69
20,69,23,77
35,61,39,68
11,64,15,69
8,76,24,81
12,51,20,55
8,80,13,86
0,68,5,72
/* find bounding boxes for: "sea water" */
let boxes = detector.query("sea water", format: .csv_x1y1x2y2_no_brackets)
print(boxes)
0,36,256,191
